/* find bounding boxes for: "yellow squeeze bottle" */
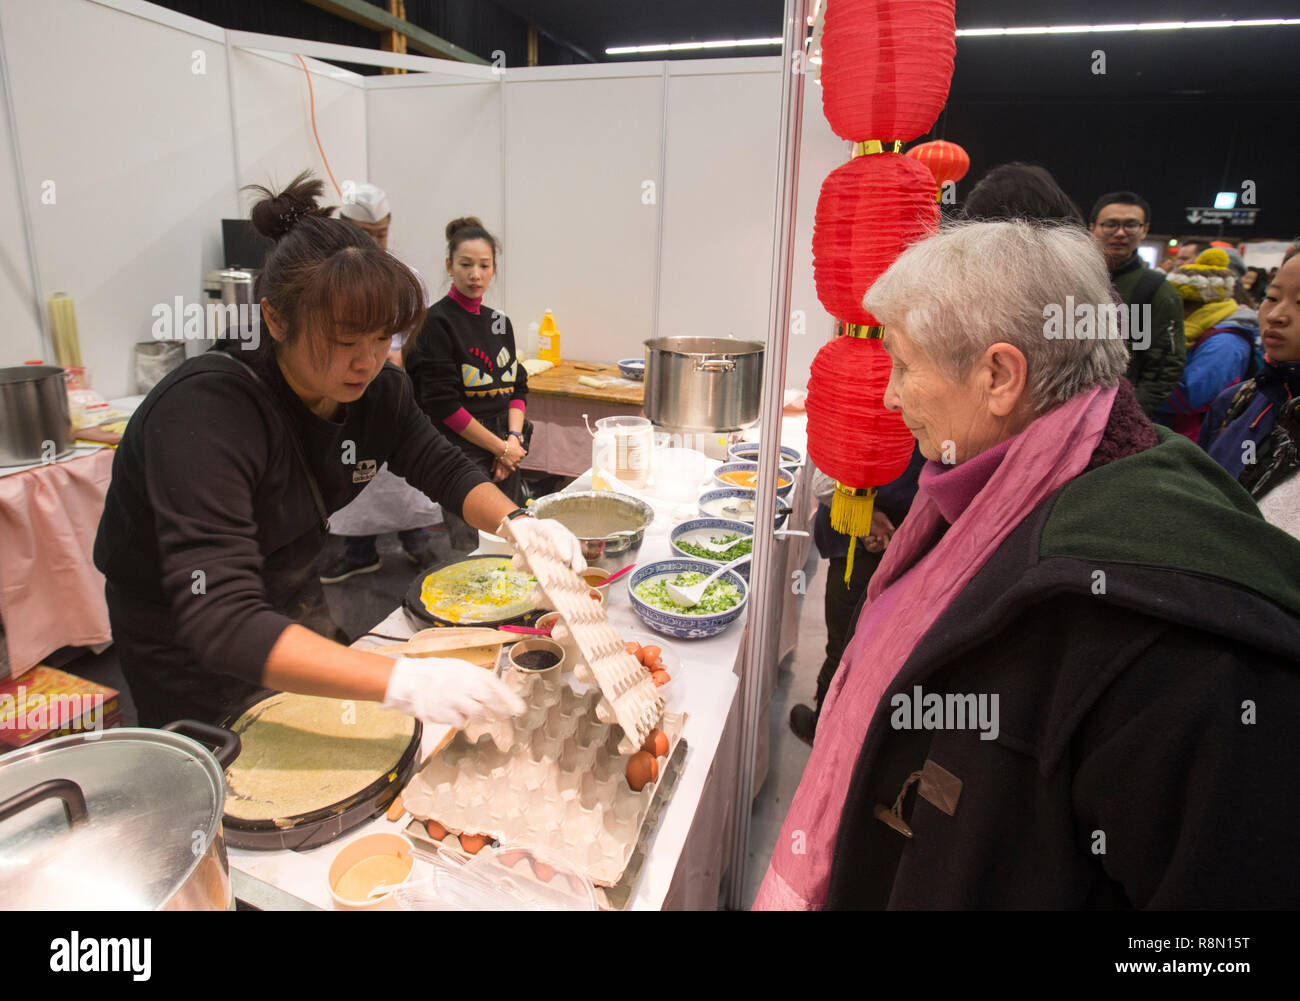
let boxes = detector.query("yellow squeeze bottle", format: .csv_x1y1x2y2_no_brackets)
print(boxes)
537,310,561,364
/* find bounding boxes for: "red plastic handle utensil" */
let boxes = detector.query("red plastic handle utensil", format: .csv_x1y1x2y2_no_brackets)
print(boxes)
501,624,553,636
603,564,636,586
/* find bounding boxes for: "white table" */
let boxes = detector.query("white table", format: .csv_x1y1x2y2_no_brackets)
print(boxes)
229,418,814,910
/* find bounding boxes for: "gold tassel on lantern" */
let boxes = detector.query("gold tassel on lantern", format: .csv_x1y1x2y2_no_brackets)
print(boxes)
831,483,876,584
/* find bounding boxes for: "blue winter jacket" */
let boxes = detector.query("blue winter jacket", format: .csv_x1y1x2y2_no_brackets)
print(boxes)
1154,306,1256,429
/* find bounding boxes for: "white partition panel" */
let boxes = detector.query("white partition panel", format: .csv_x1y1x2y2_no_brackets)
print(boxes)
230,47,367,214
365,76,503,293
1,0,235,398
659,65,781,347
502,68,663,363
0,54,41,363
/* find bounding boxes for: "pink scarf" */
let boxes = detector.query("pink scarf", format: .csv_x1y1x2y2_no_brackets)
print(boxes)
753,384,1118,910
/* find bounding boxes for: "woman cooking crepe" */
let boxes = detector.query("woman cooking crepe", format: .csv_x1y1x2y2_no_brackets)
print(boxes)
93,172,584,731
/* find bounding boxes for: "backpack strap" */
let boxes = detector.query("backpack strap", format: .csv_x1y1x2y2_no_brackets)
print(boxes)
1129,267,1168,307
1222,380,1259,426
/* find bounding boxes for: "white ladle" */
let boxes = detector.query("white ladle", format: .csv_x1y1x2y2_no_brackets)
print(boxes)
691,534,749,556
665,553,753,609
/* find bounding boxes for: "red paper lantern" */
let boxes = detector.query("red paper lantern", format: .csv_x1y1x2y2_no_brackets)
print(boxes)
821,0,957,142
812,153,940,325
806,336,915,502
905,139,970,192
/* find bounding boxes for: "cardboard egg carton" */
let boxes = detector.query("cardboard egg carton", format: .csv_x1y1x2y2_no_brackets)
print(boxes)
400,669,686,889
498,519,663,755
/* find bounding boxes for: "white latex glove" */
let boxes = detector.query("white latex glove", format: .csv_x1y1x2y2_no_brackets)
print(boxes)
382,656,526,729
501,514,587,574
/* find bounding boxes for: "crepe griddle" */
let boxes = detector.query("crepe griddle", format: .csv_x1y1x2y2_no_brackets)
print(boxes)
403,554,543,630
219,692,422,851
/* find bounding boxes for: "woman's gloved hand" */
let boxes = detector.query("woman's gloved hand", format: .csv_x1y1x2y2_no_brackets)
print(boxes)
381,656,526,729
500,514,587,574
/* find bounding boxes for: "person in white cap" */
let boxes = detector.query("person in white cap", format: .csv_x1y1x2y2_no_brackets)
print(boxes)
323,182,440,581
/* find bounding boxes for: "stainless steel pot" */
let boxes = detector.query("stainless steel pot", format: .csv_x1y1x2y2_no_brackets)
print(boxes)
0,720,240,910
530,491,655,571
643,337,765,433
202,268,257,339
0,365,73,467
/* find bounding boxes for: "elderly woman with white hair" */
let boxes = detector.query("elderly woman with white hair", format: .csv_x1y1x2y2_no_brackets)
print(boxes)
755,221,1300,910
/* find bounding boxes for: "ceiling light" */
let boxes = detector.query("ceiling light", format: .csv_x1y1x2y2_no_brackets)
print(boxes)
956,18,1300,37
606,37,784,55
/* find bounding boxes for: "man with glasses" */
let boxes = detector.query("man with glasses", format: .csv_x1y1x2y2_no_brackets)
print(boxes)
1090,191,1186,417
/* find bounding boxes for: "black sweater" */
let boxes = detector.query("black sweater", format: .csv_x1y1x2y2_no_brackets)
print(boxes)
94,344,487,692
405,295,527,426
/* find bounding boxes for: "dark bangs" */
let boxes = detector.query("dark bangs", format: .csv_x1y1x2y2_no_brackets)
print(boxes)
252,209,428,370
298,246,426,345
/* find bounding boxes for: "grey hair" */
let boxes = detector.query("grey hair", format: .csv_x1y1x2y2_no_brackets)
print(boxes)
863,220,1130,413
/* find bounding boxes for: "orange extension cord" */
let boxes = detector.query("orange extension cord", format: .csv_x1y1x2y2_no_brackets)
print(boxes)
295,54,342,198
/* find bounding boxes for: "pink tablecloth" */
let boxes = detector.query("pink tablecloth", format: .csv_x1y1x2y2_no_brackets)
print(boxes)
0,450,114,677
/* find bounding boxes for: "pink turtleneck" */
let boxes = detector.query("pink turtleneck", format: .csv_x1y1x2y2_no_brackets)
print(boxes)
440,286,525,431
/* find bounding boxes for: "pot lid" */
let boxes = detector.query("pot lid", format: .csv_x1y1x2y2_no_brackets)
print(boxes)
0,728,226,910
643,336,764,357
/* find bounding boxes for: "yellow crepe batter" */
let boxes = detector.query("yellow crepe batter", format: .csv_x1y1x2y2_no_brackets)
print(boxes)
224,693,415,821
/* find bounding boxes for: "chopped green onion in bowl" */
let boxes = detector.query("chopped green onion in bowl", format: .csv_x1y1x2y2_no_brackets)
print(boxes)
634,572,742,614
674,534,753,561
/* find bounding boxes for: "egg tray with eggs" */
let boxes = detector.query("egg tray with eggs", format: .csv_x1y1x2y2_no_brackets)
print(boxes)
398,667,688,894
498,516,663,756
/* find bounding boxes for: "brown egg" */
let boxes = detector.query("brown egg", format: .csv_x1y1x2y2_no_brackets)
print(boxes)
625,750,659,791
424,819,447,841
625,641,641,656
651,670,671,687
459,833,490,855
642,728,669,758
640,646,662,664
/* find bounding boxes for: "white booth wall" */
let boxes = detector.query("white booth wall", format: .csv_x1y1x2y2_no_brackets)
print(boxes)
2,0,845,399
368,59,846,384
0,0,370,398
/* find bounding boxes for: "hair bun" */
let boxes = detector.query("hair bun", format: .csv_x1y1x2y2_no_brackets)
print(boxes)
445,216,485,242
247,170,335,240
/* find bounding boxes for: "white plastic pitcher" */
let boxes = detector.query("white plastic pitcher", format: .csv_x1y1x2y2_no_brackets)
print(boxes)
591,415,653,489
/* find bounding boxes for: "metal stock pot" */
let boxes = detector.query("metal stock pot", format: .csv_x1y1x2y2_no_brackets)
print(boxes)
0,365,73,467
643,337,765,433
0,721,241,910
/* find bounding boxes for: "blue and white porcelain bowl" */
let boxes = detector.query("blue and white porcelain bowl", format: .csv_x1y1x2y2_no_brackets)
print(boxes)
627,558,749,639
727,442,803,471
711,461,794,499
697,488,789,531
617,358,646,381
669,518,754,581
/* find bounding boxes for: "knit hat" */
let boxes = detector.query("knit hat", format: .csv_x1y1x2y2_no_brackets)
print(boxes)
1168,248,1236,303
337,183,390,223
1220,246,1247,278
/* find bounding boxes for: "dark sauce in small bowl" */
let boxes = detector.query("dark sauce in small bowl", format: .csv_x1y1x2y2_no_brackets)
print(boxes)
513,649,560,672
